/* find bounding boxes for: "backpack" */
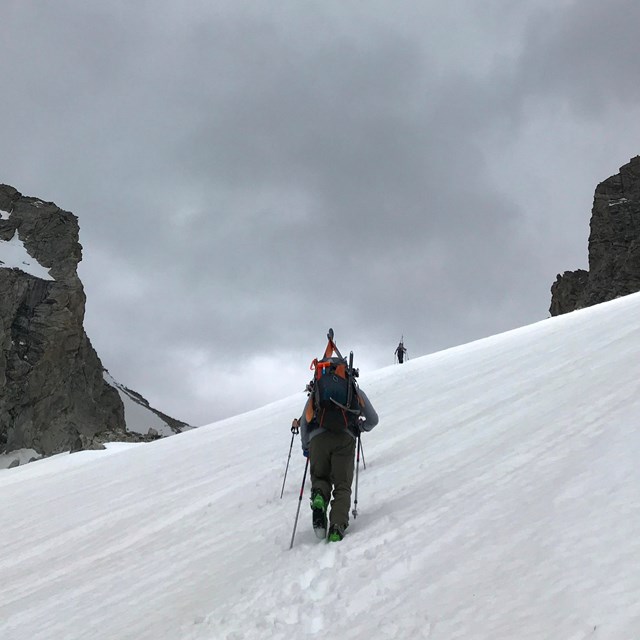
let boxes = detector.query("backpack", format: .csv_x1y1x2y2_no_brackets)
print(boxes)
308,330,361,432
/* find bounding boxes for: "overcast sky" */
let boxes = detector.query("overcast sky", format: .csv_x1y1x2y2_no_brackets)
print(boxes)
2,0,640,426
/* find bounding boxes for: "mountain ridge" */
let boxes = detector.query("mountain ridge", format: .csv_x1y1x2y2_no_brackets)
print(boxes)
0,183,190,466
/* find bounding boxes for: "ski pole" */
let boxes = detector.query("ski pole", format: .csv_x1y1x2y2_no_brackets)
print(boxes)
352,434,361,519
289,456,309,550
280,421,299,498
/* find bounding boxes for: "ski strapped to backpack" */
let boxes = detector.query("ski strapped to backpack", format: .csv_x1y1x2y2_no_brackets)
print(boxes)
305,329,362,432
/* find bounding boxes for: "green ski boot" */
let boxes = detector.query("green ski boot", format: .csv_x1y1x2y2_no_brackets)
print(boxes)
328,524,346,542
311,490,327,539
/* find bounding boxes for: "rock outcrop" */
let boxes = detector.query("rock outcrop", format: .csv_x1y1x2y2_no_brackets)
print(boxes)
0,184,189,460
550,156,640,315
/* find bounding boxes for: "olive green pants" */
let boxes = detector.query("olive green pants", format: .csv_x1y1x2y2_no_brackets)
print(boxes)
309,430,356,528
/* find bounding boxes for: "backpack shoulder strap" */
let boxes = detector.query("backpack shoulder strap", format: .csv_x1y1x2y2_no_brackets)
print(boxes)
304,395,314,423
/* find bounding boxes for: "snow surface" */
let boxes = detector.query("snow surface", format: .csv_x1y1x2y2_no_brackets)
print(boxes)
0,206,10,220
2,293,640,639
0,231,54,280
0,448,41,469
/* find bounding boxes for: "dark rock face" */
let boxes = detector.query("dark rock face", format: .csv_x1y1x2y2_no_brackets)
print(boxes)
0,184,127,455
0,184,191,459
550,156,640,315
549,269,589,317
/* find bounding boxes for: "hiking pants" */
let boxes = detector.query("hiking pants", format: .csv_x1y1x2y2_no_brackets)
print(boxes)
309,430,356,528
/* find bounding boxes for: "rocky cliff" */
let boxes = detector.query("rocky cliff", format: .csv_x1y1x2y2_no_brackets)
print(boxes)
0,184,189,462
550,156,640,315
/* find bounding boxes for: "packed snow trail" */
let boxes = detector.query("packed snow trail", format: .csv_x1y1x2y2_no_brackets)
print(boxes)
2,294,640,639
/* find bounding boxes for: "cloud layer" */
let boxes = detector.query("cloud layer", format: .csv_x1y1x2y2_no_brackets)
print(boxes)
2,0,640,423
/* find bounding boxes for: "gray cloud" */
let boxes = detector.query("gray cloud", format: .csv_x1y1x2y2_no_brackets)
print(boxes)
2,0,640,424
515,1,640,115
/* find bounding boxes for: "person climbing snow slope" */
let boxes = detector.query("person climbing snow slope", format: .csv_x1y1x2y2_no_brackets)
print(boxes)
292,330,378,541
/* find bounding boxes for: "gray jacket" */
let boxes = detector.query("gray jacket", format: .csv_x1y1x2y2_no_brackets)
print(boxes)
300,387,378,452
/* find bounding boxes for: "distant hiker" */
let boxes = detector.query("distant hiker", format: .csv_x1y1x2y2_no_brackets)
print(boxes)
395,339,408,364
292,330,378,542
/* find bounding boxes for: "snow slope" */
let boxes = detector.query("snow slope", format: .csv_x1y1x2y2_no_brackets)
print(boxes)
0,230,53,280
2,294,640,640
103,370,191,437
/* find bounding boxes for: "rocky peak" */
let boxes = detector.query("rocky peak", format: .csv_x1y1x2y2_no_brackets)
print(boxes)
550,156,640,315
0,184,190,465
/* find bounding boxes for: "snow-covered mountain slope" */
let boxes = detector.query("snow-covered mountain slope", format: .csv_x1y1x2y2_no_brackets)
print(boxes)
104,370,193,438
2,294,640,640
